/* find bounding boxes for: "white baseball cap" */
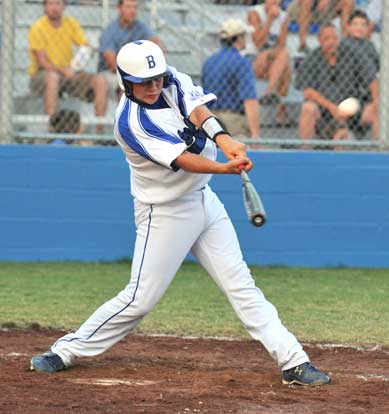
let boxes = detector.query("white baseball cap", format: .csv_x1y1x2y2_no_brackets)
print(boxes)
220,19,251,39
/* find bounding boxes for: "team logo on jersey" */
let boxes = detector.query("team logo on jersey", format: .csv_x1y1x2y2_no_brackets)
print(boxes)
146,55,156,69
189,89,204,100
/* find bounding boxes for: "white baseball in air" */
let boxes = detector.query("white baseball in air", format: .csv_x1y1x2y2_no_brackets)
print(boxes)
338,97,360,116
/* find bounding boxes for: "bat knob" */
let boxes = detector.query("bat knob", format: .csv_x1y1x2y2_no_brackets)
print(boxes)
252,215,266,227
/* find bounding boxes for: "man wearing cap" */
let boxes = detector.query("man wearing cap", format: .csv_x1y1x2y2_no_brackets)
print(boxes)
202,19,260,141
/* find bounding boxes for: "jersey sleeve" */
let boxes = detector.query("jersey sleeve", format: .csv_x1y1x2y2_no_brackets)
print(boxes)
116,100,187,170
69,17,88,46
99,24,115,52
168,66,217,117
137,21,155,39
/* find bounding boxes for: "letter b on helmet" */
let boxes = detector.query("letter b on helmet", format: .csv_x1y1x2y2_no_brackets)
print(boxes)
146,55,156,69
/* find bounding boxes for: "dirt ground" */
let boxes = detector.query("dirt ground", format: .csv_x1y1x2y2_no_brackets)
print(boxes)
0,329,388,414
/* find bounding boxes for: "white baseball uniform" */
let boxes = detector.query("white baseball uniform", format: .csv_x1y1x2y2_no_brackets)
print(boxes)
51,66,309,371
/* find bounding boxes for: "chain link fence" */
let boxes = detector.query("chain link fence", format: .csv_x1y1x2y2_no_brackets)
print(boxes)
0,0,388,149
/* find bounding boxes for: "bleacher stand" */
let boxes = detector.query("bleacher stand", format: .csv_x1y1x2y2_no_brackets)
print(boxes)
4,0,383,147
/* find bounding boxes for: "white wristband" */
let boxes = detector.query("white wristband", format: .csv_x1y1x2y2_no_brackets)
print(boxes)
201,116,228,142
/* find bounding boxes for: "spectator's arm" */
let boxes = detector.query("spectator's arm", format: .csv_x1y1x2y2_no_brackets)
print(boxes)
248,10,272,49
277,16,290,48
102,51,117,73
369,78,379,110
33,50,73,78
33,49,56,71
243,99,260,139
303,88,336,112
303,88,345,121
71,17,88,47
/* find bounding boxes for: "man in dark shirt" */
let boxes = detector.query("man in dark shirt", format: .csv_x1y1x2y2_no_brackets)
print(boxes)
295,22,378,142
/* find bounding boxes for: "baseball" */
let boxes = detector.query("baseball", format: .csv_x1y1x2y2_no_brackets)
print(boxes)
338,97,360,116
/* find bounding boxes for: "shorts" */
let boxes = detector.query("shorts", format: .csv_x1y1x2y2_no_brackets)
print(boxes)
30,70,95,102
212,110,250,139
315,107,346,139
288,0,340,23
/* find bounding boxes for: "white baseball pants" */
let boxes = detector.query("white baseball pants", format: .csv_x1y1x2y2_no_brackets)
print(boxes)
52,186,309,370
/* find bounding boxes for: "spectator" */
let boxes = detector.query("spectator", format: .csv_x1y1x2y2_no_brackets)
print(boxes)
341,9,379,137
98,0,165,99
247,0,292,125
28,0,107,127
202,19,260,140
342,9,379,72
49,108,94,146
49,108,81,134
287,0,354,52
295,22,378,144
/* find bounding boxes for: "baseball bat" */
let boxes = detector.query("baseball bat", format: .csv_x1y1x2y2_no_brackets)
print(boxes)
240,169,266,227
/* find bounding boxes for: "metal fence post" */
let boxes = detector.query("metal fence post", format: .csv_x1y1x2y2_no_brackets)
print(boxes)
101,0,110,29
379,1,389,150
0,0,15,144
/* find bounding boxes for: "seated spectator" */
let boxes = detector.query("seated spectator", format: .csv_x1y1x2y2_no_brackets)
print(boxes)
49,108,95,146
342,9,379,72
287,0,354,52
341,9,379,137
202,19,260,140
246,0,292,125
49,108,93,146
295,22,378,144
98,0,165,100
28,0,107,129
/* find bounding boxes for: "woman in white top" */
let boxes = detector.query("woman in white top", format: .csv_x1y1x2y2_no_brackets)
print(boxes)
248,0,292,125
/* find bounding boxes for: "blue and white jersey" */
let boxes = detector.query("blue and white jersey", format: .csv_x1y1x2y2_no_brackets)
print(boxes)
114,65,217,204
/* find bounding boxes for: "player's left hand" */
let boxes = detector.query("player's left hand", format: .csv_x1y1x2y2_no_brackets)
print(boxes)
215,134,253,172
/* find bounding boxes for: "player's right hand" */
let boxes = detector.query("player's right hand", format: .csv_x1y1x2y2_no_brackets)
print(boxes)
224,157,252,174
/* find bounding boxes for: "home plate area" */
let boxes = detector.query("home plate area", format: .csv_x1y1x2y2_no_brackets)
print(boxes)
1,329,388,414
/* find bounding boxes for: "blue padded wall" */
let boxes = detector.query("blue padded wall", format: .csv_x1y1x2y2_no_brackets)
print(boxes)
1,145,388,267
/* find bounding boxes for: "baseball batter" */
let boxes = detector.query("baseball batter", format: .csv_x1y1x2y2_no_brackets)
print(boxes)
31,40,330,386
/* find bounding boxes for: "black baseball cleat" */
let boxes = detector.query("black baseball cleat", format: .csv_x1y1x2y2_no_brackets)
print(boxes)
30,351,65,373
282,362,330,386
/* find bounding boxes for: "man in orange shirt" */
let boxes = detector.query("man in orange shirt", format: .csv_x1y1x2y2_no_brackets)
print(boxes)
28,0,107,121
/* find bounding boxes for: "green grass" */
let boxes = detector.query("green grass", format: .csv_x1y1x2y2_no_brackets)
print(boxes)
0,262,388,345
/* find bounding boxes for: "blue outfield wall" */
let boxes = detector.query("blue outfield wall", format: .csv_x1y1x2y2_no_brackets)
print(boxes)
0,145,389,267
